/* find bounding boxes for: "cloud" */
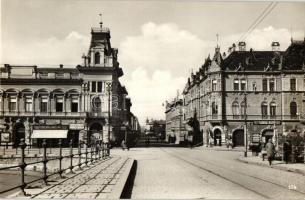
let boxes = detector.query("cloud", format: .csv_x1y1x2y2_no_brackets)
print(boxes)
2,31,89,66
119,22,207,78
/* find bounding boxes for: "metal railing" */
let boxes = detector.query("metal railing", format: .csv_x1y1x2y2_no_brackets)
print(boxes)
0,111,87,117
0,139,110,195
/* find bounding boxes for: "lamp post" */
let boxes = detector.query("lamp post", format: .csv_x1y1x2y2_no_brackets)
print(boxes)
106,82,112,146
244,91,248,157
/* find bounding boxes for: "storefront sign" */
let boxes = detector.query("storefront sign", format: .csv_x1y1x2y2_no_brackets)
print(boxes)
1,132,10,143
33,125,68,130
69,124,84,130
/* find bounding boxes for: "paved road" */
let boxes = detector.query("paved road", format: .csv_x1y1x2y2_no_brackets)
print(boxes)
112,147,305,199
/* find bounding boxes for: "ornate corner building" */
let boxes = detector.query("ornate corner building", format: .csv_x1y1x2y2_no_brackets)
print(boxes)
0,19,140,147
166,39,305,148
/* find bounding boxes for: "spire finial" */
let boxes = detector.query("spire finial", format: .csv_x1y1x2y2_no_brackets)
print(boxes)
216,33,219,47
99,13,103,28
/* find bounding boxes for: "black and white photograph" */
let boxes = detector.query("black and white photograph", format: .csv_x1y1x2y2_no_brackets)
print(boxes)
1,0,305,199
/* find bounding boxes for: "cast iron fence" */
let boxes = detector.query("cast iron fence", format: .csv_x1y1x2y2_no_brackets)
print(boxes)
0,138,110,196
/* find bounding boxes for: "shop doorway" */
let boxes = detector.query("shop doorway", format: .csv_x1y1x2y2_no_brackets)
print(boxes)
232,129,244,147
262,129,274,147
213,128,222,146
89,123,103,146
13,123,25,148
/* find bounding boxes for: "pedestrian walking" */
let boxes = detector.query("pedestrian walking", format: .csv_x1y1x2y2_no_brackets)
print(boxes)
283,140,292,164
266,139,275,165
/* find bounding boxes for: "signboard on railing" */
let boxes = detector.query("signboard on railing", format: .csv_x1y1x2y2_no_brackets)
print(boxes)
1,132,10,142
33,125,69,130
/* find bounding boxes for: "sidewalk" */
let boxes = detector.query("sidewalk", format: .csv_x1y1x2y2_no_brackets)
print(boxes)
13,156,134,199
196,145,245,152
238,155,305,176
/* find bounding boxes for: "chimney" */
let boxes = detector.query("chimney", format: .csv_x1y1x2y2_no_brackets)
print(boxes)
271,42,280,51
59,64,63,68
238,41,246,51
232,43,236,52
223,52,226,58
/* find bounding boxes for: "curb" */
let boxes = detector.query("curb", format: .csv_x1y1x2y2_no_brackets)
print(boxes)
108,158,135,199
237,157,305,176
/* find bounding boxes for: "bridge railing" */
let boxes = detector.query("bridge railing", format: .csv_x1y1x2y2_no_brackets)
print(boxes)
0,139,110,196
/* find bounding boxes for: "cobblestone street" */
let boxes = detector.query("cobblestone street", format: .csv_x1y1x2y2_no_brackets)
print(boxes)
112,147,305,199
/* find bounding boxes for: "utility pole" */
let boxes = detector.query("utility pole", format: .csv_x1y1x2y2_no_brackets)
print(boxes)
106,82,112,147
244,91,248,157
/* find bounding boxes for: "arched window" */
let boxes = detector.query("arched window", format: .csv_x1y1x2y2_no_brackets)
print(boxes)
270,102,276,118
290,101,297,117
261,102,268,118
232,101,239,118
94,52,100,64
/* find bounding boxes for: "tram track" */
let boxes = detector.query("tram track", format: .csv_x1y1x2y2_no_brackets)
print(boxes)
162,148,305,199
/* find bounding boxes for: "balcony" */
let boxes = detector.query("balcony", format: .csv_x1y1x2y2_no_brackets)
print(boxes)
88,112,109,118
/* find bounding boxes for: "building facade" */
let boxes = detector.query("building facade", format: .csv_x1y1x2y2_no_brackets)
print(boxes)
168,39,305,149
0,19,139,147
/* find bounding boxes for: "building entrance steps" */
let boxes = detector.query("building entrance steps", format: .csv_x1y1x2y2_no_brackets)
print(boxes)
238,155,305,176
11,156,134,199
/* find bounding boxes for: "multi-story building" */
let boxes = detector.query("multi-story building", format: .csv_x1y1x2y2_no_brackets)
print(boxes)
0,19,138,147
175,39,305,148
165,98,184,144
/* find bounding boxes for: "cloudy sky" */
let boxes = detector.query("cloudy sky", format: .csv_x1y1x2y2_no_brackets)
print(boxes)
1,0,305,125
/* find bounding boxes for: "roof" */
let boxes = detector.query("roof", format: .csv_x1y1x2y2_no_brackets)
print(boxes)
221,50,283,71
282,40,305,70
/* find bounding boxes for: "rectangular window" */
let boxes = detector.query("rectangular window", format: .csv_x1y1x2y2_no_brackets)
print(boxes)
270,104,276,118
262,79,268,91
269,79,275,92
9,97,17,112
71,99,78,112
40,97,48,112
92,81,96,92
252,82,257,91
25,98,33,112
234,79,239,91
97,81,103,93
56,98,63,112
240,79,246,91
290,78,296,91
212,80,217,91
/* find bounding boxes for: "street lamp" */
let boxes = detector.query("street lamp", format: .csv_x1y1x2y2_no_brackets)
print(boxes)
106,82,112,147
244,91,248,157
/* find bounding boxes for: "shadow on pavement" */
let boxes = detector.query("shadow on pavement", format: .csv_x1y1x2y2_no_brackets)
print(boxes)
120,160,137,199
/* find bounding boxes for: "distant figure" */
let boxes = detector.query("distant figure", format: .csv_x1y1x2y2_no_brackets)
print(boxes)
283,140,292,164
95,141,100,154
121,140,127,150
266,139,275,165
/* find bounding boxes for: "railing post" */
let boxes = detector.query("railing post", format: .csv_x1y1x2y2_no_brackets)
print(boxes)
69,139,74,173
58,139,63,178
85,142,88,166
98,141,101,160
107,142,110,157
101,142,104,159
42,139,48,185
90,141,93,164
19,139,27,195
78,141,82,170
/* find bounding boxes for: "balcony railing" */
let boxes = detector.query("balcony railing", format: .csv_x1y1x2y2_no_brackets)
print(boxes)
0,111,87,117
198,115,305,121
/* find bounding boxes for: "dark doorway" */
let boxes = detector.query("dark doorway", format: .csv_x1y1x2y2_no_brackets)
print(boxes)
233,129,244,147
13,123,25,148
262,129,274,147
67,130,80,147
214,129,222,146
89,123,103,145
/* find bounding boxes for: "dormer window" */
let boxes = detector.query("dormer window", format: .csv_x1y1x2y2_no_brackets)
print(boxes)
95,52,100,64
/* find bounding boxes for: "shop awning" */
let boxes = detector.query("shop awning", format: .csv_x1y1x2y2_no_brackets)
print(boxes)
31,130,68,139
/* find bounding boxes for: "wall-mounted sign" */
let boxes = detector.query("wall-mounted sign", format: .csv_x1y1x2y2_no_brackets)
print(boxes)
69,124,84,130
33,125,68,130
1,132,10,143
